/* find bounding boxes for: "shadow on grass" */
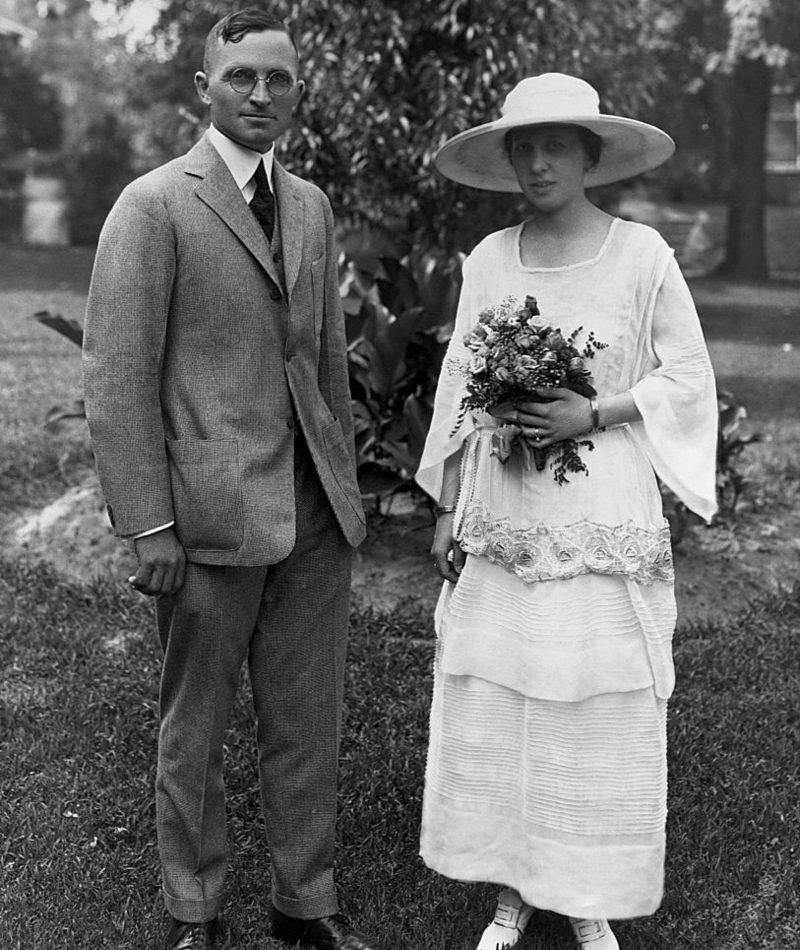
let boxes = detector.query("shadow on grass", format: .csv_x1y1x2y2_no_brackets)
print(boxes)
698,303,800,347
0,243,96,294
710,373,800,420
2,558,800,950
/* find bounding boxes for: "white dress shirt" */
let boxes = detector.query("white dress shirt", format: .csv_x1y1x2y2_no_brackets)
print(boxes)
206,123,275,199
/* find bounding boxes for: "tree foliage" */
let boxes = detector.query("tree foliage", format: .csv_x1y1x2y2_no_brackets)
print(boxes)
120,0,667,253
0,32,63,240
715,0,800,278
63,112,135,245
12,0,141,243
645,0,800,278
17,0,800,272
0,35,62,158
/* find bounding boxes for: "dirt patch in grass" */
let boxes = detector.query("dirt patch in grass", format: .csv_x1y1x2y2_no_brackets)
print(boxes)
7,479,138,583
353,495,800,627
6,464,799,629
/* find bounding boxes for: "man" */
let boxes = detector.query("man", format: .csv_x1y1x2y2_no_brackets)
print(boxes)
82,8,376,950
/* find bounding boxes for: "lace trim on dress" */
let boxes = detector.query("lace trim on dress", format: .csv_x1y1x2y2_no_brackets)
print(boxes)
458,503,674,586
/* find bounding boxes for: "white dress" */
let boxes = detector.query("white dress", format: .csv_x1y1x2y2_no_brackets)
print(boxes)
415,218,718,920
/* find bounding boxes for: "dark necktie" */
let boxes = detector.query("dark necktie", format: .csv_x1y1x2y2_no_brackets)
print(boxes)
249,161,275,242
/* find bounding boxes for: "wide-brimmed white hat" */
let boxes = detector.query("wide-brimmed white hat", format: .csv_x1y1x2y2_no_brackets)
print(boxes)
435,73,675,191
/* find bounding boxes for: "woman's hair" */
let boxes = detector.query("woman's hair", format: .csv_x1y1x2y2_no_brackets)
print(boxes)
505,125,604,170
204,7,298,72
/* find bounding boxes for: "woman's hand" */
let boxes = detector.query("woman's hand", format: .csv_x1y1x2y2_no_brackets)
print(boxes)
513,388,593,447
431,512,465,584
487,402,519,424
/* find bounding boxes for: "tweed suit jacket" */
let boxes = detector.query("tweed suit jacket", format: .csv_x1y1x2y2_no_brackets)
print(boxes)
83,132,366,566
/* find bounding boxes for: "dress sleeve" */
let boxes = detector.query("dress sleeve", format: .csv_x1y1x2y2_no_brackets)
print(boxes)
628,254,718,522
415,252,480,501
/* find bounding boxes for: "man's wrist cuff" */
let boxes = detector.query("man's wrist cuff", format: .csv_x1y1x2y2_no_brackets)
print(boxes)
129,521,175,540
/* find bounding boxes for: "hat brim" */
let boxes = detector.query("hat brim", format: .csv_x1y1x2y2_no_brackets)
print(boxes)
434,114,675,191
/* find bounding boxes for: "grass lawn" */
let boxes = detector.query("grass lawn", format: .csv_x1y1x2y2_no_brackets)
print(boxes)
1,560,799,950
0,245,92,515
1,241,800,949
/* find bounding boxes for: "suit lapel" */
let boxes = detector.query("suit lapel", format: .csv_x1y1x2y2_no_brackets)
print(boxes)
186,134,282,289
273,162,305,302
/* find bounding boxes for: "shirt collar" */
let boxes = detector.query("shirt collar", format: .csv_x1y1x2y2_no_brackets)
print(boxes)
207,125,274,192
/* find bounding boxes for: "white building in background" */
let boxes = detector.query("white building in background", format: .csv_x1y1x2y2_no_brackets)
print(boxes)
767,87,800,204
0,0,69,245
21,170,69,246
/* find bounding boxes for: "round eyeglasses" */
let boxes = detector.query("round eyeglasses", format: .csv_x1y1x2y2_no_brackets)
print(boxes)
227,68,295,97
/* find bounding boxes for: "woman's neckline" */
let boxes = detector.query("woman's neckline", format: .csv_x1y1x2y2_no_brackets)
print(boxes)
514,216,620,273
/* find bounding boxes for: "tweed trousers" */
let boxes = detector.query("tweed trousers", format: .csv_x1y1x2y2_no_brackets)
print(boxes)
154,431,353,923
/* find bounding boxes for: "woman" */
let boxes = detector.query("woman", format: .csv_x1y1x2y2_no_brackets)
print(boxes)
415,74,718,950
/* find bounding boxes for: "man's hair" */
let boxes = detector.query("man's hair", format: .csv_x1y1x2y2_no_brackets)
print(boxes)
203,6,299,73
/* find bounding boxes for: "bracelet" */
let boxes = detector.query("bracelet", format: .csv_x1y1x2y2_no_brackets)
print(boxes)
589,396,600,430
434,505,457,517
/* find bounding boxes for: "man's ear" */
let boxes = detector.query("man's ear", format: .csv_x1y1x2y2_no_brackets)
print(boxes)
195,71,211,105
294,79,306,107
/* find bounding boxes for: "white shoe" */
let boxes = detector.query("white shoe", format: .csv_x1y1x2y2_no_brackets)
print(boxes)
569,917,619,950
476,888,535,950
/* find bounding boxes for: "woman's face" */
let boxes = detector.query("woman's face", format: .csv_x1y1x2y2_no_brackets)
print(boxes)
508,125,592,214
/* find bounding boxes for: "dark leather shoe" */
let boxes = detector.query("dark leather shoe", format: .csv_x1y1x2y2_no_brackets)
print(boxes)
164,917,219,949
272,908,380,950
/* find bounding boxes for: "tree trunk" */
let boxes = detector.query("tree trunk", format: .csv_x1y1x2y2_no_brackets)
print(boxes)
721,56,772,280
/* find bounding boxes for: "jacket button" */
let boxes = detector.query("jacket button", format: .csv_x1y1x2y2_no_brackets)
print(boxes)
273,251,282,263
286,417,295,429
270,287,282,300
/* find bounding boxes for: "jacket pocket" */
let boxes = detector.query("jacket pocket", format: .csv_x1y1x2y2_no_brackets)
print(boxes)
310,253,326,338
165,438,243,551
321,418,365,522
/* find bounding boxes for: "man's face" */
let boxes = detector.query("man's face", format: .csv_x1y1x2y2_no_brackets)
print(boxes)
194,30,304,152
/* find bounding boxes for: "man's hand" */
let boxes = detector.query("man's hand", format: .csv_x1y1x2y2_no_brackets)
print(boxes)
130,527,187,597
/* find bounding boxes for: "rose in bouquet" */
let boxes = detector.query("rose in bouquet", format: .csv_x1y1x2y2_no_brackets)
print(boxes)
450,295,607,484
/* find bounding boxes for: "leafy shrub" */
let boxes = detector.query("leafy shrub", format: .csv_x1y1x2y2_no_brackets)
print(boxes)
341,251,462,508
0,169,24,243
63,112,134,246
715,387,768,514
31,291,766,528
661,387,767,544
31,310,85,432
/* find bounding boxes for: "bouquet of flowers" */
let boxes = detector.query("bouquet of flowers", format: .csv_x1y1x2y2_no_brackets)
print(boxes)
450,295,607,484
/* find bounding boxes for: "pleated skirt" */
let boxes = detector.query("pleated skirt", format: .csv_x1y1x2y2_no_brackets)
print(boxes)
420,559,671,920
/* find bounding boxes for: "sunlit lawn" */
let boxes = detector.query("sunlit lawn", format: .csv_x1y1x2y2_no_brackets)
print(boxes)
0,284,89,513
